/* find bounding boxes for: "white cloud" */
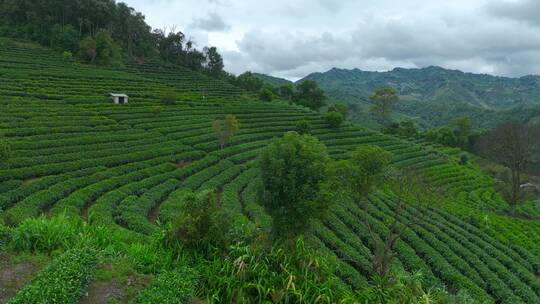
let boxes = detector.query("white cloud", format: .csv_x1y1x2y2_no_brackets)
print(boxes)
123,0,540,80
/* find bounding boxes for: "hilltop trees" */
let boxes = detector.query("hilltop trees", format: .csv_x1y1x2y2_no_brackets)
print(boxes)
370,88,399,125
0,0,225,75
259,132,330,239
213,115,240,149
477,122,540,210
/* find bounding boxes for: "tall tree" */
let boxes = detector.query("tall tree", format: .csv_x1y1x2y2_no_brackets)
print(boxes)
212,115,240,150
294,80,327,111
203,46,224,77
477,122,540,210
370,88,399,125
259,132,330,239
451,116,472,147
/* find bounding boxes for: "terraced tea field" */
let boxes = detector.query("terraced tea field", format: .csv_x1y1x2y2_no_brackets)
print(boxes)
1,38,539,303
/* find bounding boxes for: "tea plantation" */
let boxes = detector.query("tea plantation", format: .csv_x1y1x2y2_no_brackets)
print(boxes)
0,38,539,303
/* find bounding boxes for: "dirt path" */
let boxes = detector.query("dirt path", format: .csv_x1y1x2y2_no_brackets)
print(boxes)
0,254,45,303
79,264,151,304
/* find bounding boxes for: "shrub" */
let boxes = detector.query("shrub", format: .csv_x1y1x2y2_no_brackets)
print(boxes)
166,189,232,252
325,111,344,128
196,237,352,303
459,153,469,165
160,90,177,105
132,267,197,304
8,247,99,304
62,51,73,62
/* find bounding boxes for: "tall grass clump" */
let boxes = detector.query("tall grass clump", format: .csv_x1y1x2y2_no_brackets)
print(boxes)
9,214,119,253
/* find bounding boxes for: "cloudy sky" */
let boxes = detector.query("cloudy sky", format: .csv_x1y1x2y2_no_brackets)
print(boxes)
124,0,540,80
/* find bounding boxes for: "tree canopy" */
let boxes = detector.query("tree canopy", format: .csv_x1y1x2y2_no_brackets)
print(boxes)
259,132,330,238
0,0,225,76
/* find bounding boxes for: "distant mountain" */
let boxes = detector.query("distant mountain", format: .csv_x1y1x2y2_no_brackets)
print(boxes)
254,73,293,86
299,66,540,128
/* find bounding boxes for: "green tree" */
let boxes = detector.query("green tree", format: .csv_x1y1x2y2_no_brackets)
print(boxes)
325,111,344,128
294,80,326,111
166,189,231,252
451,116,472,147
78,36,97,63
477,123,540,210
235,72,264,92
95,30,122,65
295,120,311,135
212,114,240,149
327,145,392,204
328,103,350,120
259,132,330,238
278,84,295,101
259,87,274,102
50,24,79,53
203,46,224,77
370,87,399,124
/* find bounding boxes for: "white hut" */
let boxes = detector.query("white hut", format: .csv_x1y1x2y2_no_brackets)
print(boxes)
110,93,129,104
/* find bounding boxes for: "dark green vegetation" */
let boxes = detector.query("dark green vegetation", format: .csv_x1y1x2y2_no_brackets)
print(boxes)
0,0,225,77
1,37,540,303
299,66,540,128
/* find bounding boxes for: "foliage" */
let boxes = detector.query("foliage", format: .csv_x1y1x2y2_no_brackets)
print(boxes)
233,71,264,91
9,215,117,253
325,111,344,128
302,66,540,129
370,87,399,124
357,271,457,304
328,103,350,119
0,137,11,165
62,51,73,62
425,126,459,147
459,153,469,165
259,87,274,102
78,36,97,63
384,120,419,138
196,237,354,303
212,114,240,149
203,46,224,77
328,145,393,202
132,267,197,304
296,119,311,135
7,247,99,304
451,116,472,146
259,132,330,238
50,24,79,53
294,80,327,111
160,90,177,105
95,30,122,66
476,123,540,208
166,189,232,252
0,0,224,73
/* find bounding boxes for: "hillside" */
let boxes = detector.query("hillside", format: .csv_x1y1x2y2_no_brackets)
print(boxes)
301,67,540,128
253,73,293,86
1,38,540,303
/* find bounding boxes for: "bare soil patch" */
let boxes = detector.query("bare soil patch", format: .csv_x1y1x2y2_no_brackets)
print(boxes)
0,254,42,303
